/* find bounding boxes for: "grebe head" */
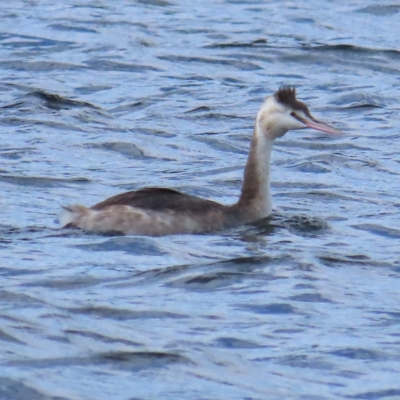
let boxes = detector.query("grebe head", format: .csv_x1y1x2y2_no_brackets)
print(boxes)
257,86,342,140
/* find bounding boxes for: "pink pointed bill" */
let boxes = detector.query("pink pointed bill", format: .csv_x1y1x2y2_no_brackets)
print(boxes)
300,117,343,134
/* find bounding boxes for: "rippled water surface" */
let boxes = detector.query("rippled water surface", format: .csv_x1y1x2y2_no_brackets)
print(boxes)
1,1,400,399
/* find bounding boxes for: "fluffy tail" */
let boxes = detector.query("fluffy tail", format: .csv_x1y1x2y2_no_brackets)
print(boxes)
59,205,90,228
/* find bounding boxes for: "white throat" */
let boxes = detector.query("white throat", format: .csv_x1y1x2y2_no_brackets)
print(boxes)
253,122,274,216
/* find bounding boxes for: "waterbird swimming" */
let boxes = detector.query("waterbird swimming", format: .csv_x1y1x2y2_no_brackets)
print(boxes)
60,87,342,236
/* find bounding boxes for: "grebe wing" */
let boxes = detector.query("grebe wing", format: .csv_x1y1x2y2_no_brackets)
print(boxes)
91,187,225,213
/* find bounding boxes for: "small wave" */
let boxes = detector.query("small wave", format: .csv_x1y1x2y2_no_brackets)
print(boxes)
84,142,147,158
289,293,334,303
213,337,265,349
28,90,101,111
166,271,247,290
351,224,400,239
278,354,335,370
108,100,152,114
48,23,98,34
158,54,262,71
5,350,191,370
349,388,400,399
332,92,387,108
245,214,329,236
73,236,168,256
317,253,391,268
0,174,90,188
64,329,142,346
66,305,188,320
0,378,66,400
184,105,213,114
356,5,400,16
204,38,268,49
303,44,400,57
0,60,82,72
328,347,389,360
237,303,298,315
85,59,162,73
0,328,25,344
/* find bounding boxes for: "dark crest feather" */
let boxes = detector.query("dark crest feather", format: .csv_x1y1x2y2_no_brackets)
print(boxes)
274,86,312,117
274,86,297,108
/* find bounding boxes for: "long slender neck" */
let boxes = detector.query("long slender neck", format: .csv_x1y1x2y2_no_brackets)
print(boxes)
234,123,275,221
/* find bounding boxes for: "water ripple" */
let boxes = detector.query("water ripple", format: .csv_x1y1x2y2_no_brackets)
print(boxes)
1,0,400,399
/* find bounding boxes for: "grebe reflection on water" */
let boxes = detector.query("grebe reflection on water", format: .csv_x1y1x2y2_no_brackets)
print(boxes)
60,87,342,236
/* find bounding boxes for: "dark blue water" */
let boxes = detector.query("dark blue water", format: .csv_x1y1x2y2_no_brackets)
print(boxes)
1,1,400,399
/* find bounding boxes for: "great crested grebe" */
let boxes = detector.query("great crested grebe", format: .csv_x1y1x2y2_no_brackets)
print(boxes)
60,87,342,236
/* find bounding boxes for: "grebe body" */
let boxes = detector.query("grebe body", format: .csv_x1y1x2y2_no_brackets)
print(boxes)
60,87,342,236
